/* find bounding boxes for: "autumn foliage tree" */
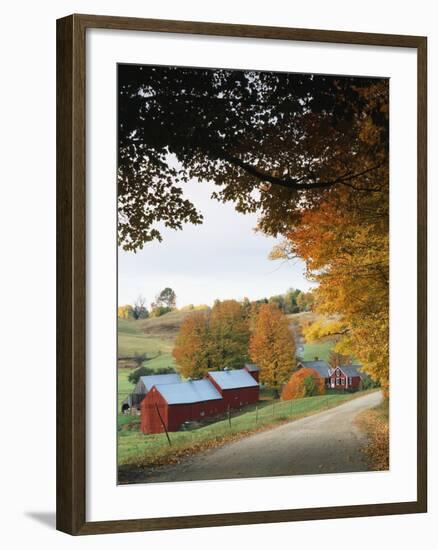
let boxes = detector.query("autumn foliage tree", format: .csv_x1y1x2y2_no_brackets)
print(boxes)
282,368,326,400
172,300,250,378
268,82,389,393
118,67,387,250
209,300,250,370
249,304,296,394
172,311,211,379
118,305,134,319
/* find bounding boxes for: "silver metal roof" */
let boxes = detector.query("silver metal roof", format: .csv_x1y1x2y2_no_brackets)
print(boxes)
244,363,259,372
154,379,222,405
208,369,259,390
140,373,182,392
338,365,364,378
298,360,332,378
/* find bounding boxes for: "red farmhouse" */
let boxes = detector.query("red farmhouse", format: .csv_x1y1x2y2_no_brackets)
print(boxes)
328,365,363,391
141,379,224,434
206,368,259,410
296,360,365,391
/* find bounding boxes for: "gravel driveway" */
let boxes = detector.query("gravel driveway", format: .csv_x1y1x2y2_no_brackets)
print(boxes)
121,391,383,484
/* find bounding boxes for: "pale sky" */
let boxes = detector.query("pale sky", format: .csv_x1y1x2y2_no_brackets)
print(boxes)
118,179,313,308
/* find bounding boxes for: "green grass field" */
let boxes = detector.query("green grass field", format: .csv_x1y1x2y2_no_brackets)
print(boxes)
118,315,184,371
118,368,136,410
301,341,334,361
287,311,336,361
118,391,370,466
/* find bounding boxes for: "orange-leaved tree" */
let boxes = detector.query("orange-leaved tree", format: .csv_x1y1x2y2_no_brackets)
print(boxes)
172,300,251,378
172,311,211,379
281,368,326,400
209,300,250,370
249,303,296,395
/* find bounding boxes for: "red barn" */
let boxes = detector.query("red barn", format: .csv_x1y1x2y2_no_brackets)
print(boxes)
328,365,364,391
141,379,224,434
244,363,260,382
121,372,181,413
207,369,259,410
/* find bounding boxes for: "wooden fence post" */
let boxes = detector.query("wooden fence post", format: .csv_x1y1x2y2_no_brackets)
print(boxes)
155,404,172,446
228,406,231,428
255,404,259,424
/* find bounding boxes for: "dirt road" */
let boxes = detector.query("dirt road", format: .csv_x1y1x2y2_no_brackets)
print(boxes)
121,391,382,484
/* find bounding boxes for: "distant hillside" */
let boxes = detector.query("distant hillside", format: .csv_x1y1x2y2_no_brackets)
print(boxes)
118,310,193,371
118,308,337,370
136,309,194,339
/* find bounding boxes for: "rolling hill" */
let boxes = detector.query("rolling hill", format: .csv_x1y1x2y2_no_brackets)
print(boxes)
118,310,195,371
118,308,336,373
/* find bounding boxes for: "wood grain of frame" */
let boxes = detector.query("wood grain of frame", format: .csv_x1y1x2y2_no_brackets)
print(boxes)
56,13,427,536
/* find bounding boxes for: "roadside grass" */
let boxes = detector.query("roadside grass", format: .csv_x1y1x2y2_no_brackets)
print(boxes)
118,390,373,468
356,397,389,470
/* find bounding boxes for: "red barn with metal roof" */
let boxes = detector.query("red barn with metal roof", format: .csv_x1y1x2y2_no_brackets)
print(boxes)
206,369,259,410
244,363,260,382
141,369,260,434
140,379,224,434
121,372,181,413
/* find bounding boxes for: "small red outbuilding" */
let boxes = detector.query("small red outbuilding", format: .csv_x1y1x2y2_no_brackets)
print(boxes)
244,363,260,382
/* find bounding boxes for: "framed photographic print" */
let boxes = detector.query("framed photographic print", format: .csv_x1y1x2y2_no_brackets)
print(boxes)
56,14,427,535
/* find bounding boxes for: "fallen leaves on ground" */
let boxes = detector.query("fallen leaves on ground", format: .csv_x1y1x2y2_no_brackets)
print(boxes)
356,404,389,471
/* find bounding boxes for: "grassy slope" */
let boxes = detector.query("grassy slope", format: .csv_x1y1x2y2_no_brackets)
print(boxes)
119,310,336,367
301,341,334,361
118,391,371,466
287,311,335,361
118,312,192,416
118,368,136,411
118,310,193,370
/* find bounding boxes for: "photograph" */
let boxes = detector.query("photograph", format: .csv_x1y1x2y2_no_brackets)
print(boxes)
116,64,389,485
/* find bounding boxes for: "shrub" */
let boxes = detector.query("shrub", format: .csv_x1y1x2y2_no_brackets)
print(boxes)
128,366,155,385
128,365,176,385
282,368,326,400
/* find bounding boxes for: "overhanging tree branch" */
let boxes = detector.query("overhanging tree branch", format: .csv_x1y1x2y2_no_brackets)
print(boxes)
219,149,384,192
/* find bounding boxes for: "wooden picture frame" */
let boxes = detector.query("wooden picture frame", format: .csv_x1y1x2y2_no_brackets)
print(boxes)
56,13,427,535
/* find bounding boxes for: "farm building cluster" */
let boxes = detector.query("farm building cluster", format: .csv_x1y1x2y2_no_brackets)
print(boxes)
129,364,260,434
121,360,366,434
